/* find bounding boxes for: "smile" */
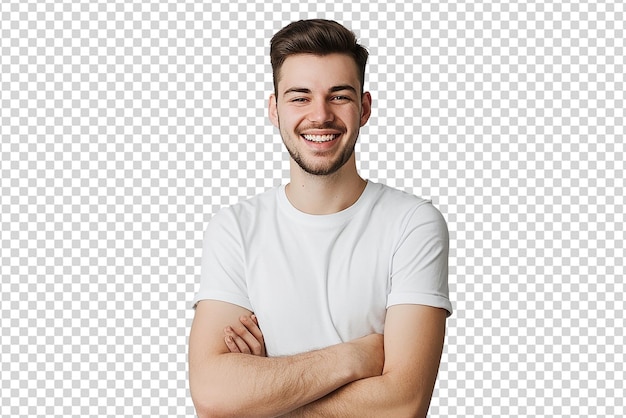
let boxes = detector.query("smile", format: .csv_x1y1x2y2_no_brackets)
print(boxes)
302,134,339,143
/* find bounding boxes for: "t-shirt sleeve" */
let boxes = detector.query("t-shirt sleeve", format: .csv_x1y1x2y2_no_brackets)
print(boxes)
387,202,453,316
191,208,253,311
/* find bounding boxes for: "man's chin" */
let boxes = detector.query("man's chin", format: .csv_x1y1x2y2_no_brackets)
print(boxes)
295,156,352,177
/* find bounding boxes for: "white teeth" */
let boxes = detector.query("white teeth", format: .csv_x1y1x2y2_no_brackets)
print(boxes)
303,134,338,143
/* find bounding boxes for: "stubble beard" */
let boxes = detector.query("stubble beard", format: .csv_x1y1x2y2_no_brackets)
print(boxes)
278,121,358,177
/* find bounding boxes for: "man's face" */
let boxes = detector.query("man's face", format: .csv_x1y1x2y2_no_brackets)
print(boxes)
269,53,372,177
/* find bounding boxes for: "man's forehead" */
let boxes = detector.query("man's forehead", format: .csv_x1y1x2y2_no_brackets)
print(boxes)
277,53,361,93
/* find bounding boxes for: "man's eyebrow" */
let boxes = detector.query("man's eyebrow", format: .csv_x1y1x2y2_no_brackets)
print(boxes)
283,85,358,96
328,85,358,94
283,87,311,95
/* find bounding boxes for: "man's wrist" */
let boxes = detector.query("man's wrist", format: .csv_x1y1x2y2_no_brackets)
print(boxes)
343,334,385,381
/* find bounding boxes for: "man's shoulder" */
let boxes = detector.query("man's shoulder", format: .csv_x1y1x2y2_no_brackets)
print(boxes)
234,186,280,212
369,181,433,213
368,182,446,230
209,186,280,226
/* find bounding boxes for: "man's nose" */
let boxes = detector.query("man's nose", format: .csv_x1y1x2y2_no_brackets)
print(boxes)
307,100,334,124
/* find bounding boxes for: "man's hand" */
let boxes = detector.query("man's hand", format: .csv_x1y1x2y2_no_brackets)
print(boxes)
191,300,384,417
225,316,385,382
224,317,385,381
346,333,385,378
224,314,267,356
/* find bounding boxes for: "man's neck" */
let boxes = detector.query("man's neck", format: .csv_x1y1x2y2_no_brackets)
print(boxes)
285,160,367,215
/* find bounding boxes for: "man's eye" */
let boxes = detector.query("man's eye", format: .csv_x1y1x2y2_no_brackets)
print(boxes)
332,96,351,102
291,98,308,103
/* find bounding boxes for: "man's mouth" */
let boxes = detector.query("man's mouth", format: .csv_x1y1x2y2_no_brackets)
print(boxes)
302,134,339,143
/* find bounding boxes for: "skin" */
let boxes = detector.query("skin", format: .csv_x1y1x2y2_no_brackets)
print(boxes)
189,300,384,418
225,307,446,418
269,53,372,215
270,53,371,178
224,314,266,356
189,52,448,418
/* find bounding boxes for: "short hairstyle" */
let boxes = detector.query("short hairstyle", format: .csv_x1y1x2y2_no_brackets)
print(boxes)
270,19,369,95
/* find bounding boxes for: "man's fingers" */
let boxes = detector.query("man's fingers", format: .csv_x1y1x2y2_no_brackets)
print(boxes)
224,326,262,356
224,327,252,354
240,315,265,356
222,315,266,356
224,335,240,353
241,315,265,345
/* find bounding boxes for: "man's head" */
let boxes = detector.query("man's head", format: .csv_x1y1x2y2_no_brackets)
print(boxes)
270,19,369,96
268,20,372,178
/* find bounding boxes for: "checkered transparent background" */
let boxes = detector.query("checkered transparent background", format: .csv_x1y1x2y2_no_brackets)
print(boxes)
1,1,624,417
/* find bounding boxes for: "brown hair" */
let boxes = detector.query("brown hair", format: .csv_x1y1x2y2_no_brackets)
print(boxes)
270,19,369,95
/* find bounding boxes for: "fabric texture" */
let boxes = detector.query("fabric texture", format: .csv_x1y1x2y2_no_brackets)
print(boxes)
193,181,452,356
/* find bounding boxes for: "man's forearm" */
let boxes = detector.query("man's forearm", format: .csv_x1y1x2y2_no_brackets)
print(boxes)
190,335,383,418
195,346,351,418
285,306,447,418
285,372,432,418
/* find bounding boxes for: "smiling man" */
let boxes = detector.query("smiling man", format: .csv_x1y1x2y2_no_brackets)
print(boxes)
189,19,453,418
274,54,368,179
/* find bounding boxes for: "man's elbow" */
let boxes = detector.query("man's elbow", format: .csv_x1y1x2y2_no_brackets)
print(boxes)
387,398,430,418
191,383,264,418
382,377,434,418
193,403,215,418
191,393,233,418
190,379,237,418
191,392,217,418
401,389,434,418
193,405,226,418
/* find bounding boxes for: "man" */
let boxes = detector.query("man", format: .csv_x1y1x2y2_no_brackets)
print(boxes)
189,19,452,418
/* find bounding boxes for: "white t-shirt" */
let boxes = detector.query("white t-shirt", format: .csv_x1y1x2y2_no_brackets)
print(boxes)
192,181,452,356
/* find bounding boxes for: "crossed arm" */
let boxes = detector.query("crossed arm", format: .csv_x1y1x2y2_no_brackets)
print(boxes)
189,300,447,418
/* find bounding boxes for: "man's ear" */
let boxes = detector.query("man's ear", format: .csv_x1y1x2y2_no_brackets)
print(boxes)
360,91,372,127
268,94,279,128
